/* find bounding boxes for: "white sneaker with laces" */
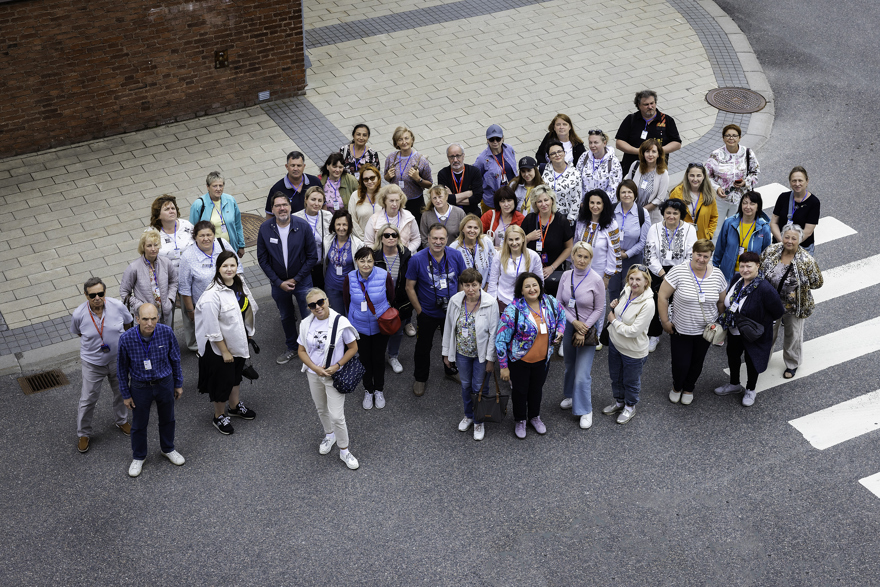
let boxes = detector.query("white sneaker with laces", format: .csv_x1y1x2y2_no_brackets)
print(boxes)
473,423,485,441
319,435,336,455
579,413,593,429
458,416,473,431
558,345,564,357
363,391,373,410
404,323,417,337
128,459,144,478
162,450,185,466
374,391,386,409
560,398,573,409
340,451,360,470
742,389,757,407
388,355,404,374
649,336,660,352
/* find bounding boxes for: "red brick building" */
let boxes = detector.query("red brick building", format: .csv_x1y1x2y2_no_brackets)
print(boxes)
0,0,306,158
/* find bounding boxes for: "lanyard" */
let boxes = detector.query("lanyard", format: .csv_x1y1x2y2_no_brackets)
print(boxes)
137,332,153,359
307,212,320,234
493,151,508,182
385,210,401,227
435,208,450,226
162,221,178,250
326,179,342,207
643,113,657,131
366,192,375,211
538,214,554,248
585,222,599,244
398,152,413,177
739,220,756,249
788,192,807,222
732,279,749,306
522,186,534,211
513,253,524,277
664,223,679,249
621,292,638,316
621,206,632,227
212,201,227,233
464,242,478,267
383,252,398,276
88,310,105,342
351,145,366,170
691,198,702,223
144,257,159,286
200,242,215,262
552,165,568,192
690,265,707,295
451,170,464,193
290,177,304,194
590,153,604,176
528,300,545,327
331,237,351,266
463,294,479,322
428,252,448,292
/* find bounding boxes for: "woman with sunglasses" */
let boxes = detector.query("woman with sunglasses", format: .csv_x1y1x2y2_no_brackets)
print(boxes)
481,185,524,249
339,123,380,175
372,223,413,374
475,124,517,214
450,214,495,288
487,225,543,312
495,272,566,439
320,152,358,212
535,113,586,169
576,130,622,203
419,184,466,247
510,156,546,213
323,210,363,315
350,164,382,239
705,124,760,222
521,184,574,296
644,199,697,352
608,180,650,301
343,247,395,410
624,139,669,224
194,251,258,435
297,288,360,470
669,163,718,240
542,140,583,224
364,184,421,254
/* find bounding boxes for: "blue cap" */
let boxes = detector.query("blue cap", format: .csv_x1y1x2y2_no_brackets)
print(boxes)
486,124,504,139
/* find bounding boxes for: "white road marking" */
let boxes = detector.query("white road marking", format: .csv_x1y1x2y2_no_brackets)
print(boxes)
859,472,880,499
812,254,880,305
812,216,857,246
756,182,789,204
788,389,880,450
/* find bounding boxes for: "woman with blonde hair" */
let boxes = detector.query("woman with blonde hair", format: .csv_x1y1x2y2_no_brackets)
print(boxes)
419,184,466,246
363,184,420,253
521,184,574,296
350,164,382,239
668,163,718,240
449,214,495,286
383,126,432,224
120,228,178,325
487,225,543,312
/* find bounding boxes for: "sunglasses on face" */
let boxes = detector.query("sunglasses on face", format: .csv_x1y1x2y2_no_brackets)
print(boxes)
382,233,399,239
88,291,106,299
307,298,326,309
363,176,378,182
488,137,502,143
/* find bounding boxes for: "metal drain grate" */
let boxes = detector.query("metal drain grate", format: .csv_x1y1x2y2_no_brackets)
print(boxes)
706,87,767,114
241,213,264,248
18,369,69,395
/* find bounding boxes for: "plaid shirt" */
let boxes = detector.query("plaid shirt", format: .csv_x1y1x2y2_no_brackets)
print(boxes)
116,323,183,399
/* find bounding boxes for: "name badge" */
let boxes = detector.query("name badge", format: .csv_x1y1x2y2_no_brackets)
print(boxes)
100,343,111,353
438,279,448,290
336,266,343,276
640,180,649,190
737,246,745,256
270,237,279,244
143,360,152,371
698,293,706,303
567,298,576,309
536,241,543,252
640,130,648,140
361,301,368,312
539,323,548,334
202,263,213,268
664,252,673,262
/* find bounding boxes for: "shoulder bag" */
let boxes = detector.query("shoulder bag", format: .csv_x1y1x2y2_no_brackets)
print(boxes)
693,271,726,345
471,369,509,423
325,315,364,394
358,277,400,335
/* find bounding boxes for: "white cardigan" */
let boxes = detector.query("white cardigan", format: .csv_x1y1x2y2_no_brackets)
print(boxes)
607,286,655,358
195,280,258,359
486,249,544,305
625,162,670,224
441,291,500,364
294,209,335,261
363,209,420,254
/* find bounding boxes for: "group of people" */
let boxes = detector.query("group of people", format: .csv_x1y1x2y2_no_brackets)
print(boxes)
70,89,824,476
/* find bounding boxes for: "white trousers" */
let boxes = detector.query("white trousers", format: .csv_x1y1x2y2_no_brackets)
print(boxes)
307,372,350,448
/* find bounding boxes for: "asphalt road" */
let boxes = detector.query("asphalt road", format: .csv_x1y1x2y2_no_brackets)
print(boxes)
3,1,880,584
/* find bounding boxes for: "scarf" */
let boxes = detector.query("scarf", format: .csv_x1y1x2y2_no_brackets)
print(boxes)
718,272,763,330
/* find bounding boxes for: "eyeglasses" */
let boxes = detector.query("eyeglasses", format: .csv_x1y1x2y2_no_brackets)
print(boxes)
307,298,326,309
549,150,565,157
448,153,463,159
382,232,399,239
587,129,604,135
87,291,106,299
363,176,378,182
723,134,740,139
488,137,502,143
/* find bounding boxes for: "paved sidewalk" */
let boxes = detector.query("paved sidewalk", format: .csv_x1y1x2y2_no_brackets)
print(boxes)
0,0,771,368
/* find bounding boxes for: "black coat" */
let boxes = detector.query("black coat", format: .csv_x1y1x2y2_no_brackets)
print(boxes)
728,275,785,372
535,132,587,172
373,247,413,320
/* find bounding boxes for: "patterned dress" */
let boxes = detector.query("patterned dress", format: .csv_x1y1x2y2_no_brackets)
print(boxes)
542,164,582,224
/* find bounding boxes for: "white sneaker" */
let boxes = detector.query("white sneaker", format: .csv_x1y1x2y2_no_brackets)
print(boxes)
617,406,635,424
388,355,403,374
680,392,694,405
319,435,336,455
649,336,660,352
404,323,417,337
162,450,185,466
374,391,386,409
579,413,593,429
669,390,681,403
560,398,573,410
714,383,744,396
473,423,485,441
596,343,603,351
742,389,756,407
558,345,564,357
340,451,360,470
458,416,473,431
362,391,373,410
128,459,144,478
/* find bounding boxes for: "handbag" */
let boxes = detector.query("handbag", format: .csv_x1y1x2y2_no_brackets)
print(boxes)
325,315,365,394
358,277,400,335
693,272,726,344
735,314,764,343
599,321,610,346
568,270,598,347
471,369,509,423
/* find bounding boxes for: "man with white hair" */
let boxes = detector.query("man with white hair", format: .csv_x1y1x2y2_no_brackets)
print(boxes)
437,143,483,216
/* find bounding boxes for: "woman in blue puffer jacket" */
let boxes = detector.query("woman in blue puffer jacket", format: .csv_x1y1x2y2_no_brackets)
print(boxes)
343,247,395,411
713,190,772,282
495,272,566,439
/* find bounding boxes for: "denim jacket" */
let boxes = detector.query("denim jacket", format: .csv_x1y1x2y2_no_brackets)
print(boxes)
494,295,566,368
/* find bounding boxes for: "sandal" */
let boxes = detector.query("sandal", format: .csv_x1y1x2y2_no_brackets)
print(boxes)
783,368,797,379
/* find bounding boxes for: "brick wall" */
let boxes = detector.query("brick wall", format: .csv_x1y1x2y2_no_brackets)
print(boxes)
0,0,305,158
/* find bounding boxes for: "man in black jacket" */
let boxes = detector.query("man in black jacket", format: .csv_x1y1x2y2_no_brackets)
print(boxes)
615,90,682,174
437,143,483,216
257,193,319,364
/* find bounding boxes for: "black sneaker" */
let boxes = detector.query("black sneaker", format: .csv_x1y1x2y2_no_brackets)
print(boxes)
228,401,256,420
213,414,234,435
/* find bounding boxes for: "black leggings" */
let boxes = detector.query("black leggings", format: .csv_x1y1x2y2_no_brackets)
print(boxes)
509,359,549,421
359,332,389,392
726,333,759,390
670,332,711,392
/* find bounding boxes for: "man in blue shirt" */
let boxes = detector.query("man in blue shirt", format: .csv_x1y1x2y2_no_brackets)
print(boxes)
257,193,319,364
405,224,467,396
264,151,322,217
117,303,185,478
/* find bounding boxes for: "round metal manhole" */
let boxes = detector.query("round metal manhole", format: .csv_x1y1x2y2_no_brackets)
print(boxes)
241,213,265,247
706,87,767,114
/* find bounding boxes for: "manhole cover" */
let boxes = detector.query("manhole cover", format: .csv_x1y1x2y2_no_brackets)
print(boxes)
241,213,265,248
706,87,767,114
18,369,69,395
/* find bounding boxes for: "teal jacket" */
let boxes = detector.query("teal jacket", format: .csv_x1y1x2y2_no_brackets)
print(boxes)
189,193,245,251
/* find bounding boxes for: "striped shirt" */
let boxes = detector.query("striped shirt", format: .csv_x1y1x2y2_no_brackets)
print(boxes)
664,264,728,336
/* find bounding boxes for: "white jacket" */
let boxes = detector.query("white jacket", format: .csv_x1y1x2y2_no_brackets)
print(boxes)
195,280,257,359
441,291,500,363
608,285,654,358
322,233,365,273
487,249,544,305
363,209,420,254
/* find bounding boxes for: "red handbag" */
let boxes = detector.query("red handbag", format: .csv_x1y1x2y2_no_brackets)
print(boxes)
359,279,400,336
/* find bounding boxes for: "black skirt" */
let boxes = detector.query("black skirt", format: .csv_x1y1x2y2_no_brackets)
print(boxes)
198,342,245,402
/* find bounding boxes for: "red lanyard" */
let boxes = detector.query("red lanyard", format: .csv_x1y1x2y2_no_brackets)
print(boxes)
89,310,105,342
539,214,553,249
451,170,464,193
493,152,507,181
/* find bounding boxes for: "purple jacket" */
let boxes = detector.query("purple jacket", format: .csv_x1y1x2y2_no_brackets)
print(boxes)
474,144,517,208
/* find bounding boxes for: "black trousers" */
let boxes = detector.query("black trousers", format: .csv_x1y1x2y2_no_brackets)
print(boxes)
726,333,759,390
670,332,711,392
360,332,389,392
509,358,548,421
413,312,455,382
311,265,325,291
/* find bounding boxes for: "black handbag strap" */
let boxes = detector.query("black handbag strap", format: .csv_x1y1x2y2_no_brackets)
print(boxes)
776,263,794,295
324,315,342,369
570,271,579,321
475,370,502,403
217,238,226,251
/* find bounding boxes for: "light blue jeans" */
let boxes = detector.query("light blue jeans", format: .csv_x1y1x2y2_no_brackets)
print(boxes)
387,317,410,358
456,352,489,422
562,321,597,416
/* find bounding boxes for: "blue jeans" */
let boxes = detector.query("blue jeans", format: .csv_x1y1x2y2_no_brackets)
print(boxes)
608,253,643,302
562,321,597,415
270,278,313,351
456,352,488,421
387,318,408,358
129,375,176,460
804,243,815,256
607,338,647,406
326,284,346,317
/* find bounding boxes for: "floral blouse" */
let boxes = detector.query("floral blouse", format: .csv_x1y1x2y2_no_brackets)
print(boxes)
339,143,381,175
542,164,582,224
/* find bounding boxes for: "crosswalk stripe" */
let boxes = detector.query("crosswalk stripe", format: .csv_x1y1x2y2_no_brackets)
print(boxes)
724,316,880,393
755,182,788,204
859,473,880,499
812,216,857,246
788,389,880,450
812,254,880,305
